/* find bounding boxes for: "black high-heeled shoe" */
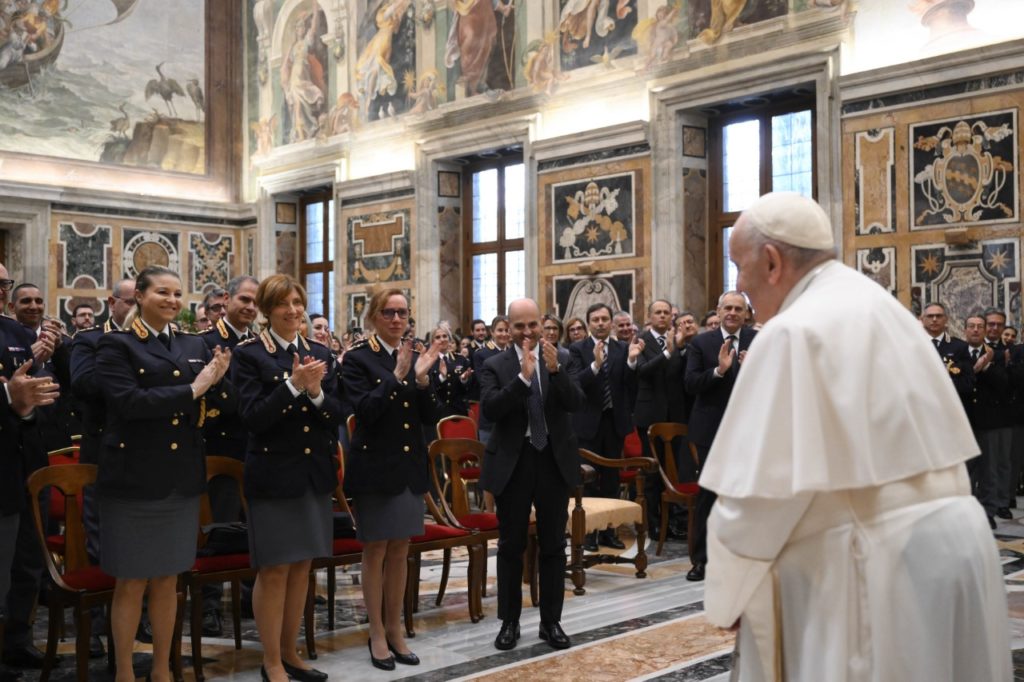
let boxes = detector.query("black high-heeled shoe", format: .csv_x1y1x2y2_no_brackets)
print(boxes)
367,638,395,671
386,638,420,666
260,665,270,682
282,659,329,681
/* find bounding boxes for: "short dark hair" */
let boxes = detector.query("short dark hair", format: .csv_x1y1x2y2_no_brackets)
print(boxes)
586,302,613,323
73,303,94,316
226,275,259,297
203,287,227,307
983,307,1007,322
471,318,487,329
11,283,40,299
922,301,948,315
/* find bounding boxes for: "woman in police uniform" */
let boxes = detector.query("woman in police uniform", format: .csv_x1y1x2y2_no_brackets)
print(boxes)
96,265,231,682
428,322,472,424
231,274,341,682
341,288,441,670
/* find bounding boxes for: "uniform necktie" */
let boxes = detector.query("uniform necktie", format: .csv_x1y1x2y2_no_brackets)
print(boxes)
726,334,738,345
287,343,298,356
657,335,666,350
972,348,980,362
158,332,171,351
527,364,548,451
933,339,941,352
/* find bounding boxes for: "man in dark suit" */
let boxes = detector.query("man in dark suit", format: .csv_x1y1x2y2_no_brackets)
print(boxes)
633,300,696,537
196,275,258,635
683,291,757,582
479,298,585,652
568,303,642,550
920,302,974,403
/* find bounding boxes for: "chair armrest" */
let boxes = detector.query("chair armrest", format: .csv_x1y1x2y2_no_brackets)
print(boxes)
581,449,657,471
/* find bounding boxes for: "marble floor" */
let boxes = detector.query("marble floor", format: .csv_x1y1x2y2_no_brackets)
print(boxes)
15,510,1024,682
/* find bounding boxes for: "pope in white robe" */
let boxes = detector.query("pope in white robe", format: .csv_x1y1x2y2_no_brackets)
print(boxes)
701,192,1011,682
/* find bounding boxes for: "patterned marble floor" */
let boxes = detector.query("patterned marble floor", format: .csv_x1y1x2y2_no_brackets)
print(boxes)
14,510,1024,682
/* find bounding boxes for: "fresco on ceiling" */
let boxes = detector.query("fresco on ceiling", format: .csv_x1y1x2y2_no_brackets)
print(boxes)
355,0,416,121
443,0,517,99
278,1,329,144
558,0,638,71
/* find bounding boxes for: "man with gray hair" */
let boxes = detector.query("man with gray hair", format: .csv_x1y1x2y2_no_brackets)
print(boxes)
203,287,229,326
701,193,1009,680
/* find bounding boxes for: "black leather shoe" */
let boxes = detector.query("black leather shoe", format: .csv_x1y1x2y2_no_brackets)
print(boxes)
988,515,998,530
136,618,153,644
538,621,571,649
686,563,705,582
997,507,1013,519
599,530,625,549
88,633,105,659
494,620,520,650
668,523,688,540
201,610,223,637
582,531,599,552
282,660,328,681
386,639,420,666
367,639,395,671
2,644,44,669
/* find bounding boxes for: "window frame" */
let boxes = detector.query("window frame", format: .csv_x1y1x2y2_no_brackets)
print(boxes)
707,99,816,307
461,155,525,331
297,191,334,323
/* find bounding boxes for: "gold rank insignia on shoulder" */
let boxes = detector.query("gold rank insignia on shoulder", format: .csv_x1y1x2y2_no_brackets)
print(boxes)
299,335,310,352
260,330,277,354
946,358,961,375
217,319,230,339
131,318,149,340
485,340,496,350
103,320,114,333
368,335,381,353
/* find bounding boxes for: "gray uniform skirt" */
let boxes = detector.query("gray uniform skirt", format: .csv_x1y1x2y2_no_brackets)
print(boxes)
99,495,199,579
352,487,425,543
247,489,332,568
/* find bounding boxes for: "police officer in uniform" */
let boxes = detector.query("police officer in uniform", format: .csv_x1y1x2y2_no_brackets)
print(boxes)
231,274,341,682
428,323,472,424
342,288,442,671
96,266,232,682
198,275,259,635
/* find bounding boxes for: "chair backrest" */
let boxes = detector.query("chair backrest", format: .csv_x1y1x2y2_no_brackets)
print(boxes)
428,438,486,519
48,444,80,466
467,401,480,426
46,445,82,522
622,430,643,458
436,414,478,441
647,422,688,485
198,456,247,548
26,464,98,585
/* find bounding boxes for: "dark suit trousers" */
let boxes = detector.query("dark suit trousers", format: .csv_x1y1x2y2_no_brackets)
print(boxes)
691,446,716,566
5,490,47,645
580,410,623,498
495,442,570,624
636,428,688,530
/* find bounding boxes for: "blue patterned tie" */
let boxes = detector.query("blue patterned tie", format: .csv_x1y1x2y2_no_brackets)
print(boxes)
527,365,548,451
600,344,612,410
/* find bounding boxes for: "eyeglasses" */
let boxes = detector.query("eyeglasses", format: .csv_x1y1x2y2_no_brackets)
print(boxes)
206,303,225,312
379,308,410,320
568,325,585,332
0,279,13,291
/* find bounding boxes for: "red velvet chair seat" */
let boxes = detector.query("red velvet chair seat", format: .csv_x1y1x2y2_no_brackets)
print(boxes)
331,538,363,554
46,535,65,553
457,512,498,531
411,523,470,543
62,565,116,591
192,553,251,572
458,466,481,480
674,482,700,495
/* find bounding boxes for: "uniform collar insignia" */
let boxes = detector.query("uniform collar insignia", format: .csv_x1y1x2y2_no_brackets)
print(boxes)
103,319,113,333
217,318,230,340
260,330,276,354
368,334,381,353
299,334,310,352
486,340,496,350
131,318,149,340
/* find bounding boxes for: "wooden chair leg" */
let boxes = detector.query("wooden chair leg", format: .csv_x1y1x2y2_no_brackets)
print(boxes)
435,548,452,607
189,580,205,682
230,580,242,650
172,589,185,682
74,605,91,682
634,521,648,579
657,499,669,556
41,600,60,681
403,552,417,638
304,571,317,659
468,543,482,623
326,566,336,631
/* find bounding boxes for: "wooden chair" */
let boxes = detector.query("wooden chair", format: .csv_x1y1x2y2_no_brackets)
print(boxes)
618,431,644,498
427,438,499,601
529,449,657,601
27,464,185,682
647,422,701,557
44,445,82,562
435,415,482,510
182,456,257,681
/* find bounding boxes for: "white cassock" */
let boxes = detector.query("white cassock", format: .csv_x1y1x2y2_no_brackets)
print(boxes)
700,260,1011,682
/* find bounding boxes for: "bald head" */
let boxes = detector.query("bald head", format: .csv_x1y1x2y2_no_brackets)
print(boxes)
107,277,137,327
507,298,542,349
730,194,836,323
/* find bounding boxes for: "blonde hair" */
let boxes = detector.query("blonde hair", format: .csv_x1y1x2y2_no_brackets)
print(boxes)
365,288,408,332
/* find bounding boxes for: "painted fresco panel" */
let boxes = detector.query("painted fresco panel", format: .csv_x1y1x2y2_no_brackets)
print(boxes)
687,0,787,44
278,2,329,144
443,1,516,99
355,0,416,122
558,0,637,71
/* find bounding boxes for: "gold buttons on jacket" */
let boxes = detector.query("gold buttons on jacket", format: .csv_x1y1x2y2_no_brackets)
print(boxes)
119,443,125,449
170,443,178,450
403,423,410,430
138,368,145,374
172,418,179,426
221,392,228,399
403,446,410,452
403,402,409,408
304,448,311,454
303,426,310,432
301,406,308,412
173,370,181,377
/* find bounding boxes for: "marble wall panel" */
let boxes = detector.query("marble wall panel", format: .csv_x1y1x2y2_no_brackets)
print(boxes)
437,205,462,326
550,171,636,264
682,167,707,314
121,229,180,279
553,270,636,323
910,238,1020,335
189,232,234,294
854,128,895,235
57,222,112,289
910,109,1018,230
855,246,895,295
275,230,297,276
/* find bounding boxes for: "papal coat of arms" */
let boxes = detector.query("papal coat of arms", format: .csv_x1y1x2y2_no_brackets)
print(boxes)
911,110,1017,229
552,172,635,263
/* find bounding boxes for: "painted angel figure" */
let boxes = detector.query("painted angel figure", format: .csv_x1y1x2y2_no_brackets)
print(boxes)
559,0,632,53
444,0,514,95
633,2,681,69
523,32,566,95
355,0,414,119
405,69,446,114
280,8,326,143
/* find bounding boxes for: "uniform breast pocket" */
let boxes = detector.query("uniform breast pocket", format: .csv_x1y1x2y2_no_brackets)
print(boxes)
186,358,207,377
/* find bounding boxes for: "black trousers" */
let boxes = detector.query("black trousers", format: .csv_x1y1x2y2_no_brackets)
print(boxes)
4,490,47,647
579,410,623,499
690,446,716,566
636,426,689,530
495,442,570,625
